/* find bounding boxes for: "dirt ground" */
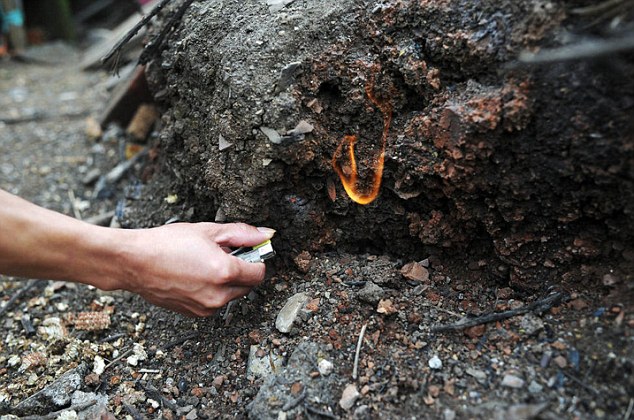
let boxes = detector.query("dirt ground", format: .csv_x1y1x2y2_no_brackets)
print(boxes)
0,7,633,420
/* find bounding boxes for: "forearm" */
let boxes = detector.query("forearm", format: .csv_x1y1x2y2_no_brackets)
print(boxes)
0,189,126,290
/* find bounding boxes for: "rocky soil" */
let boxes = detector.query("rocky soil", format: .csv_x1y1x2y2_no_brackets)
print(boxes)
0,1,633,419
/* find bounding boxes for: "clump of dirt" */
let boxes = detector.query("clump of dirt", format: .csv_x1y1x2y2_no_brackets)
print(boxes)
126,0,634,292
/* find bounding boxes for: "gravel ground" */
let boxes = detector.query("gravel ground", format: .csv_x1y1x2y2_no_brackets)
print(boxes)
0,44,633,419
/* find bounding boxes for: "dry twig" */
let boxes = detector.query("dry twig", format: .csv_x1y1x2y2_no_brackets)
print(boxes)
352,323,367,380
0,280,42,317
517,34,634,64
19,399,96,420
101,0,174,67
139,0,197,65
431,292,566,333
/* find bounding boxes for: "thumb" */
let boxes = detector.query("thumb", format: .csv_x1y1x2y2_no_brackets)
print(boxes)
210,223,276,247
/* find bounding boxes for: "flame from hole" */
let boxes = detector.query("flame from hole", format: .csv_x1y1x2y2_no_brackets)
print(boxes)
332,75,393,205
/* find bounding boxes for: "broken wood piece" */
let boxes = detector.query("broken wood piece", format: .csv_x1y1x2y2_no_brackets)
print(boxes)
431,292,566,333
100,65,153,129
126,103,160,140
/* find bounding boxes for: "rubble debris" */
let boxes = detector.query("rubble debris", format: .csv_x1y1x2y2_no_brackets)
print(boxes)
249,342,337,419
12,364,88,416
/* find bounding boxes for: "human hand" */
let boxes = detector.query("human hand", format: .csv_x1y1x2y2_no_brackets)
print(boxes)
117,222,275,317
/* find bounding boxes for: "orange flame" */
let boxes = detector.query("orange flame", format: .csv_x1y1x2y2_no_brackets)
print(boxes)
332,75,393,205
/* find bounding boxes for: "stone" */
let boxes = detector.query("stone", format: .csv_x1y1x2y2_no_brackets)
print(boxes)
357,281,385,304
218,134,233,151
186,408,198,420
318,359,334,376
13,364,88,416
275,292,310,333
466,368,487,382
247,345,283,379
260,127,282,144
400,262,429,282
553,355,567,368
428,355,442,370
71,391,109,420
528,380,543,394
287,120,314,136
339,384,360,410
519,313,544,336
501,374,525,388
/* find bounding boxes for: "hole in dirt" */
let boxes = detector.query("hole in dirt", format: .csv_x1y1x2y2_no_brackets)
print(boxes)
317,79,342,102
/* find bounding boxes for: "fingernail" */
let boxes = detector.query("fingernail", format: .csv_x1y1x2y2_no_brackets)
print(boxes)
257,227,277,238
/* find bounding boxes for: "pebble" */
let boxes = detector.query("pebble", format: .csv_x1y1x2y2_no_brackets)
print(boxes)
520,313,544,336
400,262,429,282
318,359,334,376
553,355,567,368
339,384,360,410
275,292,310,333
260,127,282,144
528,380,543,394
501,374,525,388
186,408,198,420
466,368,486,382
357,281,385,304
247,345,283,378
428,355,442,370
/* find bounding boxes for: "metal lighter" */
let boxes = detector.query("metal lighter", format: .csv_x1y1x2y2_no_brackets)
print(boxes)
231,240,276,263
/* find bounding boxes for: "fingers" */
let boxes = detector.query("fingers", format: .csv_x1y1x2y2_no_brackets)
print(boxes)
209,223,276,248
222,256,266,287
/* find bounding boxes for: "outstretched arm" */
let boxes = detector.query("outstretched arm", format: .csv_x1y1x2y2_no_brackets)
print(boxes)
0,189,275,317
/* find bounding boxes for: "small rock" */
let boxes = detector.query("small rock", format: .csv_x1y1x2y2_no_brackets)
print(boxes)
260,127,282,144
92,355,105,376
293,251,312,273
247,345,283,378
528,380,543,394
277,61,302,91
82,168,101,186
212,375,225,388
84,373,100,387
287,120,313,136
275,292,310,333
127,343,147,366
501,374,525,388
186,408,198,420
376,299,397,315
339,384,360,410
318,359,334,376
71,391,109,420
464,324,486,338
218,134,233,151
428,355,442,370
553,355,567,368
520,313,544,336
466,368,487,382
354,405,371,419
443,408,457,420
357,281,385,304
505,403,549,419
497,287,513,299
400,262,429,282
